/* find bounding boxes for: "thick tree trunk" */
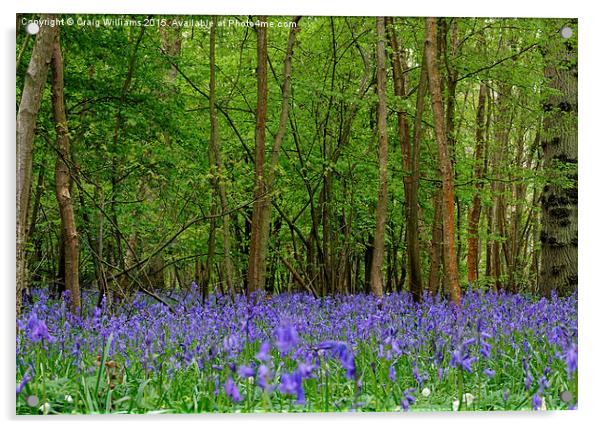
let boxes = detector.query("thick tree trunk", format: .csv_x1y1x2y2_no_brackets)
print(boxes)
16,16,58,315
50,32,81,313
424,18,462,306
369,17,389,299
467,82,488,284
539,23,578,297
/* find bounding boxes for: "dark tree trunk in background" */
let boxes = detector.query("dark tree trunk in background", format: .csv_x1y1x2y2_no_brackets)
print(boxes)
246,16,270,298
258,16,301,293
369,17,389,299
467,82,487,285
16,16,58,315
424,17,462,306
247,16,301,298
28,153,47,285
539,22,578,297
209,15,235,297
51,32,81,313
386,17,424,301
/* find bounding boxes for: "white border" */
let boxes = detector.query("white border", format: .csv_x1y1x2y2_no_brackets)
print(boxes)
3,1,600,429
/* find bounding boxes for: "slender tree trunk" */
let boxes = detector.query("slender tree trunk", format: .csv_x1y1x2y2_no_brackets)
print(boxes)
428,188,443,296
467,82,488,284
489,85,512,291
424,17,461,306
364,235,374,294
16,16,58,315
209,16,235,297
50,32,81,313
246,16,270,298
386,17,424,301
247,16,301,298
539,22,578,297
369,17,389,299
204,201,218,295
28,153,47,285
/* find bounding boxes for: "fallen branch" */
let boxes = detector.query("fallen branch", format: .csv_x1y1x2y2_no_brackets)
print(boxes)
281,258,318,298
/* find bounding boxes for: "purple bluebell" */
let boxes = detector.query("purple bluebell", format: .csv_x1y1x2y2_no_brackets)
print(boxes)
279,371,305,405
483,368,496,379
401,388,417,411
275,323,299,354
238,364,255,378
565,343,577,379
255,341,271,362
389,365,396,383
532,394,542,410
224,377,243,402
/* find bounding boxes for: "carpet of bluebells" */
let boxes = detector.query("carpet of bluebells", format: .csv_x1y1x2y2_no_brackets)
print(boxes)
16,287,578,414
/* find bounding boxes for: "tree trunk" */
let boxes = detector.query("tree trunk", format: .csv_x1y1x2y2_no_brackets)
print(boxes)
424,18,462,306
50,32,81,313
428,188,443,296
16,16,58,315
209,15,235,297
247,16,301,298
386,17,424,301
467,82,488,284
369,17,389,299
539,22,578,297
28,153,47,285
246,16,270,298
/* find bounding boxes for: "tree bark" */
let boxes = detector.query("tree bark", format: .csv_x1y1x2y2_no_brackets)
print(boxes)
428,188,443,296
539,22,578,297
50,32,81,313
424,18,462,306
467,82,488,284
16,16,58,315
247,16,301,298
209,15,235,297
385,17,424,301
370,17,390,299
246,16,270,298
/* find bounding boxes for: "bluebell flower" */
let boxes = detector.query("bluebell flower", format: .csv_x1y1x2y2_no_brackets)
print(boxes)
532,394,542,410
275,323,299,354
389,365,396,383
525,372,533,390
224,377,243,402
565,343,577,379
223,333,241,356
26,314,54,343
238,364,255,378
297,361,317,378
257,364,270,390
317,341,356,379
483,368,496,379
401,388,417,411
279,371,305,405
255,341,271,362
480,341,492,359
16,370,31,395
451,349,477,373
